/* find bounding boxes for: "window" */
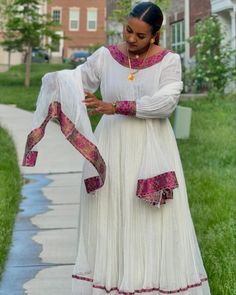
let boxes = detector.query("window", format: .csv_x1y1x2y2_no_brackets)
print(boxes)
69,8,80,31
52,9,61,24
87,8,97,31
171,20,185,54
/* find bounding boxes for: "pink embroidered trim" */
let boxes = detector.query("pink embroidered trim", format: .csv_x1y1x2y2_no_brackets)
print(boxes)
136,171,178,207
116,101,136,116
72,275,208,294
23,150,38,166
22,101,106,193
107,45,171,70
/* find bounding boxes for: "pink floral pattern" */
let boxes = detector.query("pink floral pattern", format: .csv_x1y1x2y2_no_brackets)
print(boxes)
22,101,106,193
116,101,136,116
72,274,208,294
22,150,38,166
136,171,178,207
107,45,171,70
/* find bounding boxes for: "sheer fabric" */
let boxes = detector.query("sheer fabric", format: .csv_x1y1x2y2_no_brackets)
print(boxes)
22,69,106,192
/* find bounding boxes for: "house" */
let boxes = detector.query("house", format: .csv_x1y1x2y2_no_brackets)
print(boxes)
46,0,107,62
210,0,236,50
165,0,211,68
0,0,107,65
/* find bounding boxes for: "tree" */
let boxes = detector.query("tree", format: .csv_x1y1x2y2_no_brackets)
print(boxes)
189,15,236,95
1,0,61,87
0,0,17,69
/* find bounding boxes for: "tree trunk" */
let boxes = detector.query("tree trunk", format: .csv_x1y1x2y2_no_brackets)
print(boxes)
25,46,32,87
8,51,11,70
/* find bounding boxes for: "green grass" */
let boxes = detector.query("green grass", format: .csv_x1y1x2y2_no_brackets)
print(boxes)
0,128,22,278
177,96,236,295
0,63,73,111
0,64,235,292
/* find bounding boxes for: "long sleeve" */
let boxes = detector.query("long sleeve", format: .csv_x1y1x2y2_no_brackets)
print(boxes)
136,53,183,119
78,47,105,93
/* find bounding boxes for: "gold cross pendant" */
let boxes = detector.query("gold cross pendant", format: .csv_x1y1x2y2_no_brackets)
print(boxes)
128,73,135,81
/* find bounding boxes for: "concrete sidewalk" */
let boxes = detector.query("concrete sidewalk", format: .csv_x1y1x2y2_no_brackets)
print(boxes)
0,104,84,294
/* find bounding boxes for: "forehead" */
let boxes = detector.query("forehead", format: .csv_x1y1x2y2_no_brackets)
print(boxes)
126,17,152,34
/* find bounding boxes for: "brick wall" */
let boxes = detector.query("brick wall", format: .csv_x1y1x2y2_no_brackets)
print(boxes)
189,0,211,56
47,0,106,58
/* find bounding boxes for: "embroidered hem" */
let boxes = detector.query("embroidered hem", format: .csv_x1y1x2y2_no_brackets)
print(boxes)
116,101,136,116
72,275,208,294
136,171,178,207
107,45,171,70
22,101,106,193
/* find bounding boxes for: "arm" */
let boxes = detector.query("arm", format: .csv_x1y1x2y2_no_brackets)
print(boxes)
136,53,183,119
112,53,183,117
78,47,105,93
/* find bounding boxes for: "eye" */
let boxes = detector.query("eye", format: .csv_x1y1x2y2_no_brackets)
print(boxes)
137,34,146,40
126,26,132,33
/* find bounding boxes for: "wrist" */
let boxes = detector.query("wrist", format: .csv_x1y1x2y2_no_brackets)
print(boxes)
111,102,117,114
115,101,136,116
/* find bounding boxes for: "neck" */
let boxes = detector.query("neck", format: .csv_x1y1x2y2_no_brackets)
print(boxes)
127,44,152,58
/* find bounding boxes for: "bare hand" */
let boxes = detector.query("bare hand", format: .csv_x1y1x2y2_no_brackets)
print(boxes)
83,91,115,115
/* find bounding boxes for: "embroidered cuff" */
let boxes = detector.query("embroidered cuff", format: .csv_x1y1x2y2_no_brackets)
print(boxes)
115,101,136,116
136,171,178,207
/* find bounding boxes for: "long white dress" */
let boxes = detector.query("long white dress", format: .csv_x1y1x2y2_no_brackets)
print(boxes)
72,46,211,295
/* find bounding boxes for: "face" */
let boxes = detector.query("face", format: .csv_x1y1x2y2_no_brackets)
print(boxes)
123,17,154,53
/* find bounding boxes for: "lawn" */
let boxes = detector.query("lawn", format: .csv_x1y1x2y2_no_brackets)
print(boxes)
178,96,235,295
0,128,22,278
0,63,73,111
0,64,235,293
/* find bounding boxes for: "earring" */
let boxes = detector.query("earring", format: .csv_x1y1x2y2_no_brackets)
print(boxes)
150,38,155,44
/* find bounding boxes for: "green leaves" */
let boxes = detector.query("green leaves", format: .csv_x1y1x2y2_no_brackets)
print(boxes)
189,16,236,94
1,0,63,86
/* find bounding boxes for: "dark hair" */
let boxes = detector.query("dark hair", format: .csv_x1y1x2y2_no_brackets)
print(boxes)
129,2,163,44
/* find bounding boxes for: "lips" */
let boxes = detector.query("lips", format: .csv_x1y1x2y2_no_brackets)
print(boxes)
127,42,137,48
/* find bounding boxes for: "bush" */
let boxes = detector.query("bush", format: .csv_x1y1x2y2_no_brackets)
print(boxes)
188,15,236,95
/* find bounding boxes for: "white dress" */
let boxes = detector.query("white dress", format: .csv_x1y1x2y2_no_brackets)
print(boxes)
72,46,211,295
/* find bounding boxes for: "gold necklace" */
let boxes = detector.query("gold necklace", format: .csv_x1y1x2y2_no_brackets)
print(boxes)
127,46,151,81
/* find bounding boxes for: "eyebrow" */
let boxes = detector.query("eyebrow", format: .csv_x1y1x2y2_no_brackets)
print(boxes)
127,25,147,36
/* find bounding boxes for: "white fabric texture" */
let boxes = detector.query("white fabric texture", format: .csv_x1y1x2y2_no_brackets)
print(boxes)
72,47,211,294
29,69,100,181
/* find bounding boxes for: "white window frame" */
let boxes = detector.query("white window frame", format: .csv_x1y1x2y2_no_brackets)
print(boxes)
171,20,185,54
69,8,80,31
87,8,97,31
52,7,62,24
49,31,64,57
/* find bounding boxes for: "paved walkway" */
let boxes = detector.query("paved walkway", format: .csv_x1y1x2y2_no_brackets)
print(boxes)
0,104,84,294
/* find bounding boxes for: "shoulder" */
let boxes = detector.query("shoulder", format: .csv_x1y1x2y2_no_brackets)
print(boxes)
163,50,181,64
89,46,110,59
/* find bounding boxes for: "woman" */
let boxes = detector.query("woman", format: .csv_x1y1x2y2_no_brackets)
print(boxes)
72,2,211,294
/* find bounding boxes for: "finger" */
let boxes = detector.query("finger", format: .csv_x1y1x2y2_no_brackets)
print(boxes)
84,91,92,96
88,109,99,116
82,98,96,102
84,91,96,99
83,98,100,106
86,103,102,109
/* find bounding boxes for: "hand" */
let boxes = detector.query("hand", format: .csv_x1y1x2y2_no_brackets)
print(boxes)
83,91,116,115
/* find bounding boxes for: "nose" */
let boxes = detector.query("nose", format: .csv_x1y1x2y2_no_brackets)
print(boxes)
127,34,137,43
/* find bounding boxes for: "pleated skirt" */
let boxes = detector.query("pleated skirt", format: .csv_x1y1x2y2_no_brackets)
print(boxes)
72,115,211,295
